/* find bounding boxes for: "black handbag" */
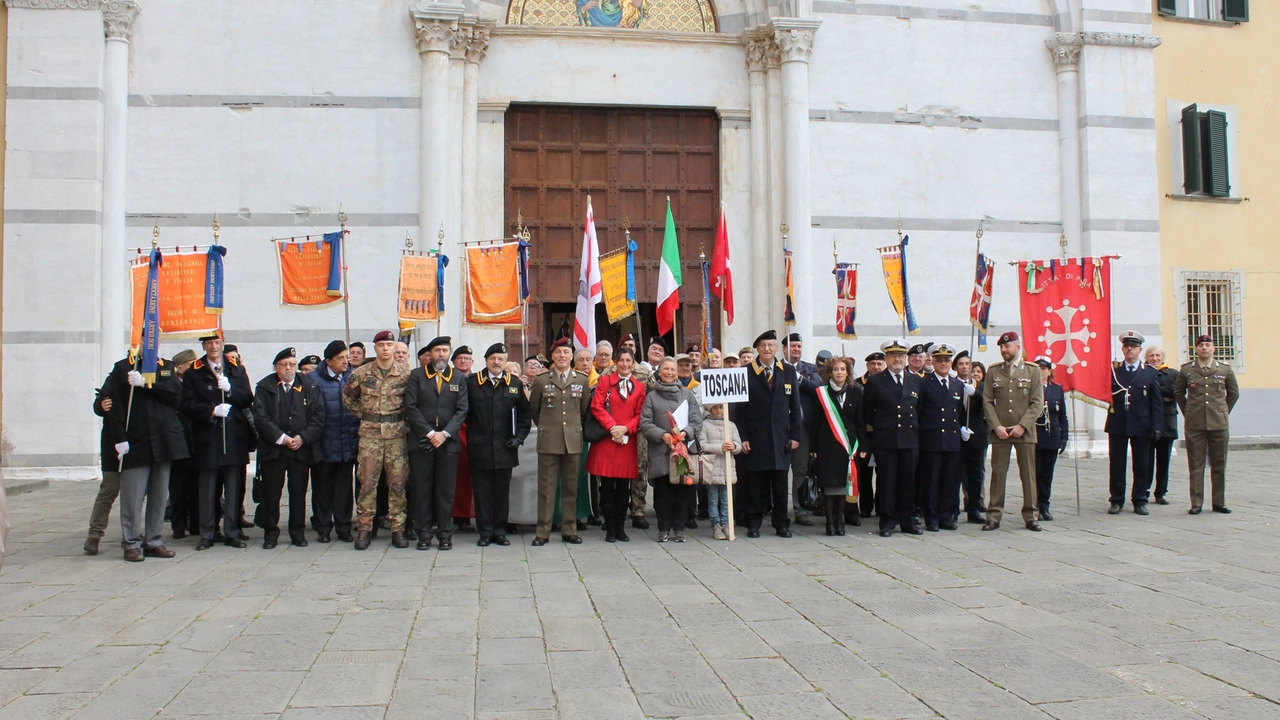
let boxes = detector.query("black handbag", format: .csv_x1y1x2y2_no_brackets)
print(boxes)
583,385,610,443
798,458,823,512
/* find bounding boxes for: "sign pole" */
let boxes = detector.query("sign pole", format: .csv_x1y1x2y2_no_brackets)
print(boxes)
721,306,734,541
338,206,351,345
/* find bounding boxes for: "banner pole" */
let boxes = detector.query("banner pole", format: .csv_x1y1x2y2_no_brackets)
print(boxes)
721,305,735,542
338,206,352,345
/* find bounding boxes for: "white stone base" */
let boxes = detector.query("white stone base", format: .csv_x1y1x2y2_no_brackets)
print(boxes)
2,466,101,483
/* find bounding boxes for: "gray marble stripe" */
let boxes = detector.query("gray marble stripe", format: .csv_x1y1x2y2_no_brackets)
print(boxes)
814,323,1163,338
3,330,100,344
812,108,1057,132
812,2,1053,27
125,212,419,228
7,85,103,101
128,94,420,109
1081,9,1153,26
812,216,1062,233
5,209,102,225
1084,218,1160,233
6,454,100,468
1080,115,1156,130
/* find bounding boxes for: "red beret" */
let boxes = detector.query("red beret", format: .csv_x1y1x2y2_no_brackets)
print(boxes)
997,331,1019,346
373,330,395,343
549,337,572,352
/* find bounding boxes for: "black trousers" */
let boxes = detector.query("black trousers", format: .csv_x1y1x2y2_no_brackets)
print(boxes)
959,441,987,514
920,450,960,527
311,461,354,536
873,449,918,532
198,466,242,541
598,476,632,532
168,458,200,533
258,457,310,542
410,449,460,538
1147,437,1174,499
1108,434,1153,506
855,453,875,517
743,469,791,531
1034,448,1059,512
472,467,513,540
652,477,691,533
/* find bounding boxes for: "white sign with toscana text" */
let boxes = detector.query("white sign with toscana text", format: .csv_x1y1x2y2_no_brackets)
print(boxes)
698,368,750,404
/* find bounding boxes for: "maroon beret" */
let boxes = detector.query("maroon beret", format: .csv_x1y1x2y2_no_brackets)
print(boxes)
997,331,1019,346
373,330,395,343
549,337,573,352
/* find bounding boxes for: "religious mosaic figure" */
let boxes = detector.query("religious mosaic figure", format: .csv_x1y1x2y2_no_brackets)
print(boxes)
577,0,645,28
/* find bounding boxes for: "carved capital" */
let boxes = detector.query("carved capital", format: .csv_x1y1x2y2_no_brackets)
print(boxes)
102,0,139,40
466,19,493,65
1045,33,1082,70
771,19,820,64
411,4,465,56
449,24,470,61
4,0,98,8
763,37,781,70
742,28,770,73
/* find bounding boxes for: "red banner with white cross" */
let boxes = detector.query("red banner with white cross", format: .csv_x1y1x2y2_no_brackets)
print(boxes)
1018,257,1113,405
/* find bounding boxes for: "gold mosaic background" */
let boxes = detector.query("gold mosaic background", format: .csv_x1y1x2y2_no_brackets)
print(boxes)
507,0,717,32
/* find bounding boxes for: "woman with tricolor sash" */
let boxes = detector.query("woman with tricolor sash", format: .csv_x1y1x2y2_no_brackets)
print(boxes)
803,357,869,536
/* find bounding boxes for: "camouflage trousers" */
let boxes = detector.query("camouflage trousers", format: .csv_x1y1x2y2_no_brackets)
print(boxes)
630,434,649,517
356,437,408,532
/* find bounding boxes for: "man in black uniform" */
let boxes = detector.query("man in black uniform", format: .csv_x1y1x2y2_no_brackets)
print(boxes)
861,339,923,538
405,336,470,550
181,334,255,550
466,343,533,547
852,351,885,520
954,351,987,524
251,347,325,549
1106,331,1164,515
783,333,820,527
918,343,966,531
734,330,803,538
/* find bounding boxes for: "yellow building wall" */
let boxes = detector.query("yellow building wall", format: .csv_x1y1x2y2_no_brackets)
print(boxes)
1154,6,1280,395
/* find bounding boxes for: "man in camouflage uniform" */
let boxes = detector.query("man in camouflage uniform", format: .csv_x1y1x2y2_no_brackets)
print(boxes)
342,330,412,550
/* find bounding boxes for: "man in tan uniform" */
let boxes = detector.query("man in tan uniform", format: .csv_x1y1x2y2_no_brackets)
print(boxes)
528,337,592,545
982,331,1044,531
342,330,412,550
1174,334,1240,514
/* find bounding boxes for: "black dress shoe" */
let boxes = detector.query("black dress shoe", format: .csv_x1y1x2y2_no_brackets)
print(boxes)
746,529,760,539
631,516,650,530
262,539,278,550
391,531,409,549
1026,521,1043,532
879,529,892,538
417,535,432,550
1040,510,1054,522
404,528,417,541
1188,506,1202,515
1212,505,1232,514
492,536,510,546
171,529,187,540
195,538,214,551
1156,496,1170,505
212,531,226,542
531,537,548,546
925,525,939,532
237,532,249,541
939,521,957,531
1134,505,1149,516
337,532,354,543
477,538,491,547
1108,503,1123,515
562,535,583,544
966,512,985,524
292,538,308,547
776,528,793,538
317,533,331,544
587,515,603,526
224,537,247,549
982,522,1000,531
239,517,254,529
438,538,453,551
903,527,924,536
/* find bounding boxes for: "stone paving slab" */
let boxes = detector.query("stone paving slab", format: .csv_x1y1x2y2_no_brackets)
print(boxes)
1,450,1279,718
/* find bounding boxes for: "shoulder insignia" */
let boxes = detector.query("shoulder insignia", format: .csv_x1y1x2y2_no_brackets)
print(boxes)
227,356,241,368
193,359,205,370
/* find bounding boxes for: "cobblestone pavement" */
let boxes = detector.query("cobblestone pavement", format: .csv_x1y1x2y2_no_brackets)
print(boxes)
1,450,1278,720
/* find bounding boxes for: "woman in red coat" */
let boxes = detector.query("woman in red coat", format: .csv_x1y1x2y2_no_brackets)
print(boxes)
587,346,646,542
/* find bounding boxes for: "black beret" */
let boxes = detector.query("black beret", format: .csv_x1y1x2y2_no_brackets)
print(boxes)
525,355,543,365
753,330,777,348
908,343,927,355
349,342,365,351
300,355,321,367
864,351,885,362
485,343,507,358
647,336,668,351
954,350,971,362
323,340,347,360
425,336,451,352
417,346,431,359
451,346,472,361
273,347,296,364
222,344,238,354
783,332,801,345
684,344,701,353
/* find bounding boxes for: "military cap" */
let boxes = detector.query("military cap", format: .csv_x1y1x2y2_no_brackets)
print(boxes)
1194,334,1213,345
684,343,701,354
349,341,365,351
198,333,221,342
954,350,971,362
908,343,928,356
647,336,668,352
323,340,347,359
930,343,957,359
997,331,1020,346
417,345,431,359
782,332,802,346
171,349,197,366
451,345,472,361
372,331,395,344
549,337,573,353
1034,356,1053,369
300,354,321,368
619,333,637,346
222,344,239,354
754,329,778,348
425,336,452,352
815,349,834,363
865,351,885,362
880,339,910,354
1118,331,1145,346
273,347,297,365
485,342,507,358
525,355,543,366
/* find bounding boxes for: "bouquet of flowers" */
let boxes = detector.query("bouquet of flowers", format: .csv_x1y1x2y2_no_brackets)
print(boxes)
667,410,696,485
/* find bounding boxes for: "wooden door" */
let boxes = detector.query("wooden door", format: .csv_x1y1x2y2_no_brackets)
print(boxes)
504,105,720,358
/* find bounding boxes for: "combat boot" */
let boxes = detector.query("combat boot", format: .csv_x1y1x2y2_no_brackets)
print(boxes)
354,530,371,551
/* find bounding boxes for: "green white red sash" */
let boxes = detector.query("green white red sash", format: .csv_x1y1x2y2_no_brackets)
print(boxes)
815,385,859,500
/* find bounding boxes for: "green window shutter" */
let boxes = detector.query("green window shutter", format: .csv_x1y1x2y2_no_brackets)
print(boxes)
1157,0,1177,15
1223,0,1249,22
1181,104,1203,195
1206,110,1230,197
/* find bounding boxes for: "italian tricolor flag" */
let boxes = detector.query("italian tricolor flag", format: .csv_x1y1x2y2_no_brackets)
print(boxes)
656,199,683,337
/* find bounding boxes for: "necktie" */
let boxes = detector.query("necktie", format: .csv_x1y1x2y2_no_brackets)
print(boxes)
766,366,774,389
895,373,902,386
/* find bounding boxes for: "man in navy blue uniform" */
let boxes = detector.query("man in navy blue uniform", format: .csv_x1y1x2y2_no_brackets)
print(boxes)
734,330,803,538
1106,331,1164,515
861,339,923,538
918,344,967,531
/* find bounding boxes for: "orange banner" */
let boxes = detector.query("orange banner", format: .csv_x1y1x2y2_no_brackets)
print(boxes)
130,251,221,348
398,253,440,323
277,239,342,307
465,243,522,326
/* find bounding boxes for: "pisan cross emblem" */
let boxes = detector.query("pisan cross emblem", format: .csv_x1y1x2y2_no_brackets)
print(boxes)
1039,299,1095,374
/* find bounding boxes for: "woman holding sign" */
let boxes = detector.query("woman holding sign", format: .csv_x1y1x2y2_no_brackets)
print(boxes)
587,347,646,543
803,357,868,536
640,358,703,543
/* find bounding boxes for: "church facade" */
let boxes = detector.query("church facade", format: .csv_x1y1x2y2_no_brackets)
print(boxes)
4,0,1164,473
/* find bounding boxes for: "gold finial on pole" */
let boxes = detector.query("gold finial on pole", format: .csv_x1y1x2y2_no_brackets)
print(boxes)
833,238,839,265
437,224,445,251
337,204,348,229
897,215,903,241
406,231,414,250
212,214,221,244
1059,229,1069,259
151,220,160,249
621,211,631,233
780,223,789,245
976,219,984,241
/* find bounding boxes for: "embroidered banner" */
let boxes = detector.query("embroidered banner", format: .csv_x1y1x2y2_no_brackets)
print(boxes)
600,246,636,323
1018,256,1112,405
398,253,441,324
878,238,921,335
834,262,857,339
465,243,522,326
130,249,223,348
276,236,343,307
783,248,796,325
970,252,995,351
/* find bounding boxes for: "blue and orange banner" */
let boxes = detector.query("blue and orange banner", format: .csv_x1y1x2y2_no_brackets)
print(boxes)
276,234,344,307
398,252,441,323
130,249,224,348
465,242,522,326
601,246,635,323
970,253,994,351
834,262,857,339
878,238,920,335
139,249,163,384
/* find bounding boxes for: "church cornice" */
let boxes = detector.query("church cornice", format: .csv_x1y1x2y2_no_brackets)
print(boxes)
4,0,99,8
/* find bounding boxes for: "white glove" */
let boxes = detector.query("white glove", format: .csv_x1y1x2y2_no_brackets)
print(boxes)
127,370,144,387
963,383,975,397
114,441,130,459
213,403,232,418
217,374,232,393
960,426,973,441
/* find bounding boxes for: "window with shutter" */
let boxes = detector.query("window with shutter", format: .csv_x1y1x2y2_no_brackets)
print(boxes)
1181,104,1203,195
1206,110,1230,197
1223,0,1249,22
1157,0,1177,15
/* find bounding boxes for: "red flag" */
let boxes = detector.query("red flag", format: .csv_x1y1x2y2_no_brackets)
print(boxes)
1018,257,1112,405
710,209,734,324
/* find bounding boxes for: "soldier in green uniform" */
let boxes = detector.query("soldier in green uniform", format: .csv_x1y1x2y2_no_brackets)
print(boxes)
342,331,412,550
1174,334,1240,515
528,337,593,545
981,331,1044,531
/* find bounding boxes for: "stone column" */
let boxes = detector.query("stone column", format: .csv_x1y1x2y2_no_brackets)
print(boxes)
461,21,491,254
100,0,139,375
1046,33,1084,255
774,18,819,345
743,29,770,332
412,4,464,334
764,36,784,327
